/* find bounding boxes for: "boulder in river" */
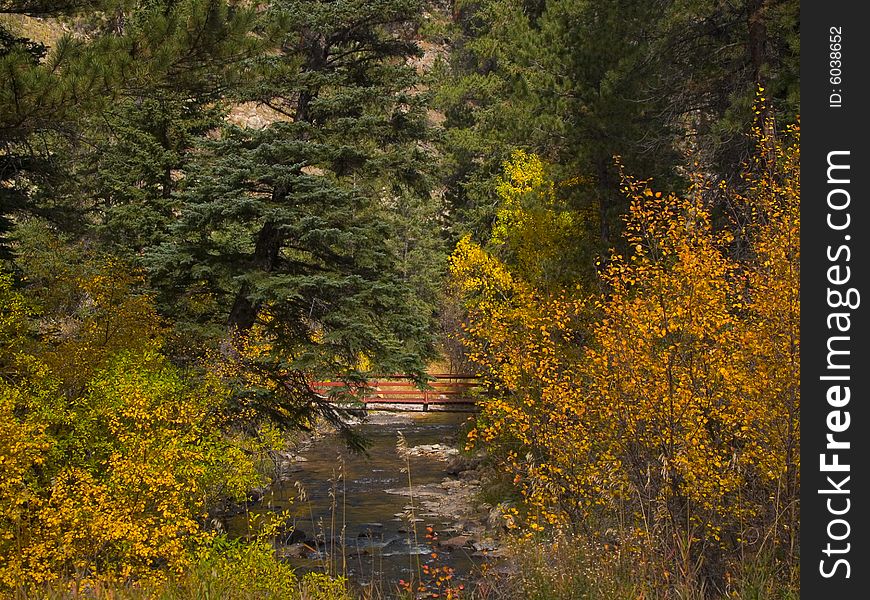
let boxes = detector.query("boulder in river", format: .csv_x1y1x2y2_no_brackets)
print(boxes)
275,525,308,545
402,443,460,459
277,543,311,559
439,535,472,551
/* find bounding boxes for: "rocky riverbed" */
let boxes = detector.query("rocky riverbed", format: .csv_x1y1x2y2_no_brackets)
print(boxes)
224,411,507,592
385,446,507,559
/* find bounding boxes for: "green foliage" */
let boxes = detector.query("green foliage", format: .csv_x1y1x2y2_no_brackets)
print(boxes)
70,0,260,256
147,0,443,441
11,220,163,394
436,0,799,247
1,0,258,254
0,271,32,368
489,150,595,290
77,94,226,255
177,538,302,600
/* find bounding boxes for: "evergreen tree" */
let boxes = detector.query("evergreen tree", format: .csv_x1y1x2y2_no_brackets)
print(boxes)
1,1,112,257
436,0,799,252
76,96,224,255
435,0,679,252
68,0,259,257
148,0,441,441
1,0,257,256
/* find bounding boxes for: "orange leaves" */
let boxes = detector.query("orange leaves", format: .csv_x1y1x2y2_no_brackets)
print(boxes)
451,113,800,574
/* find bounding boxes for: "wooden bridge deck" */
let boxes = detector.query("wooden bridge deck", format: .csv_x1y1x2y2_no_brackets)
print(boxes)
314,374,480,412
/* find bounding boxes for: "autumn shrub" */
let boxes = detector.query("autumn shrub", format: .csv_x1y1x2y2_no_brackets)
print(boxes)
451,115,799,596
0,350,262,589
0,248,268,590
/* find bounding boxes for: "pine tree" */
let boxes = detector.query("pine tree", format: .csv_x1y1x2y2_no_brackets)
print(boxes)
72,0,261,256
148,0,440,440
436,0,685,259
1,0,258,256
437,0,799,252
1,1,110,257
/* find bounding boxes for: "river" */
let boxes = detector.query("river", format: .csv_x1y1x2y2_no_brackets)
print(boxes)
229,410,492,597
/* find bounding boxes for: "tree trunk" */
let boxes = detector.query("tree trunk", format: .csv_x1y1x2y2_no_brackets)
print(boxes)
596,157,613,248
227,219,282,331
747,0,768,87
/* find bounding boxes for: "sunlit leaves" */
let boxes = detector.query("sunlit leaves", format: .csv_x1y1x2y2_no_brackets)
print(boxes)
451,115,800,586
0,259,266,588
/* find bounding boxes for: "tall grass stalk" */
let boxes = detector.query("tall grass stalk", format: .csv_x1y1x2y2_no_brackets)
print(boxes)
396,431,421,594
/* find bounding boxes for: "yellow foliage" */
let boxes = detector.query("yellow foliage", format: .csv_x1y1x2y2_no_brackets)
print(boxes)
451,116,800,584
490,151,586,289
0,268,266,590
39,258,164,397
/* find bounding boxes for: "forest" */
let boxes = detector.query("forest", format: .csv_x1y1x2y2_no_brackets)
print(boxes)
1,1,799,598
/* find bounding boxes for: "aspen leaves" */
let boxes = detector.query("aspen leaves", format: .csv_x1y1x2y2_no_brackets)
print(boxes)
451,118,800,578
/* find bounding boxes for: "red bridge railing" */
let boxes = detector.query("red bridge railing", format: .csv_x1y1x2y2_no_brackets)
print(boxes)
314,374,480,412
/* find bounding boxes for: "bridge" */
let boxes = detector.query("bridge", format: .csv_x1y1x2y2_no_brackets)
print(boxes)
315,374,480,412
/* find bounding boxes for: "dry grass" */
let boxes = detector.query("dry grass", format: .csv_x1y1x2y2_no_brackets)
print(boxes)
464,533,799,600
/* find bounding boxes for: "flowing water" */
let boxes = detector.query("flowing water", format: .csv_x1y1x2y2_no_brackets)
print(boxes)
229,411,486,596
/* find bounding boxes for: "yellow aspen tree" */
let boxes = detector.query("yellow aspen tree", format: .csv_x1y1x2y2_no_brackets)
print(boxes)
730,117,801,565
583,176,750,585
449,152,592,531
451,113,800,591
579,116,800,588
